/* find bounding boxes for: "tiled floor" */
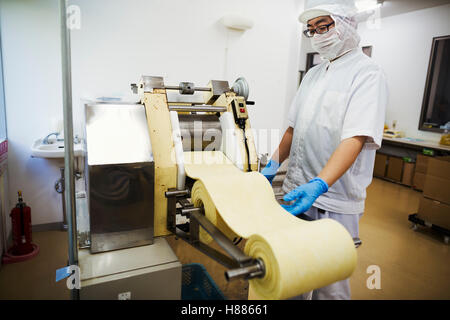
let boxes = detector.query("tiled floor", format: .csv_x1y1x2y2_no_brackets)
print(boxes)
0,178,449,300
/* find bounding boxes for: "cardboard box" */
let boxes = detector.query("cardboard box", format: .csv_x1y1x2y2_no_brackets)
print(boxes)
373,153,387,178
386,156,403,181
401,162,415,186
413,172,426,191
423,175,450,205
425,156,450,180
417,196,450,230
415,154,430,174
422,156,450,205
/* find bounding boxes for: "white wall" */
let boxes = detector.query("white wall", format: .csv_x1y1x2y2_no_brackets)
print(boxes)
358,3,450,141
69,0,303,146
0,0,65,236
0,0,304,230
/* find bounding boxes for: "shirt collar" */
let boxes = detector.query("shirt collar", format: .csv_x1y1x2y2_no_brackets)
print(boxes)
322,47,362,70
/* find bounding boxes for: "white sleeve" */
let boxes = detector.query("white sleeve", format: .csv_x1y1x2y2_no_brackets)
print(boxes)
287,87,302,128
341,66,388,150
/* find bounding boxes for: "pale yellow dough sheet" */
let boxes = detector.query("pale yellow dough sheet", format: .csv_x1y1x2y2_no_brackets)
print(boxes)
183,151,357,300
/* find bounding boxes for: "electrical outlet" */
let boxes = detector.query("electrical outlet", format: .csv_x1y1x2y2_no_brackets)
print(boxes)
118,292,131,300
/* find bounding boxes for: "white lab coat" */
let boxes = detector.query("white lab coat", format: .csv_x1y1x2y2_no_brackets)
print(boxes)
283,48,388,214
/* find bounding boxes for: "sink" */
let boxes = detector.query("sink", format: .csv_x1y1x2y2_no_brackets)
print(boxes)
31,139,84,158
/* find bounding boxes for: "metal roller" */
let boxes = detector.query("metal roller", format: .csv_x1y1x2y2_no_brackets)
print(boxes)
169,105,227,113
178,114,222,152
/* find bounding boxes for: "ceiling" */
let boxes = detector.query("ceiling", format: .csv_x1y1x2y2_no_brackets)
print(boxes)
375,0,450,18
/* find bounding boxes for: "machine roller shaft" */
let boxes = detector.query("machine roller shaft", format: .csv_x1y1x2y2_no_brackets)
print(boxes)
163,85,211,92
168,105,227,113
225,258,266,281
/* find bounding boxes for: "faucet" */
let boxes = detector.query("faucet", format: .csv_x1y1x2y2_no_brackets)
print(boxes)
43,132,81,145
42,132,60,144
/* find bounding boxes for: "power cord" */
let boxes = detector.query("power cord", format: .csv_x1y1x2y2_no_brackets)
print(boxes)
237,118,251,172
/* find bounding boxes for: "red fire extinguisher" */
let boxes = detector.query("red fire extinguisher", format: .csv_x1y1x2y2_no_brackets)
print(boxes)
9,191,34,255
2,191,39,264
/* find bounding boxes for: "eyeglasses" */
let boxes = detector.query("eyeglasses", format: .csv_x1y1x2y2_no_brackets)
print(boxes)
303,21,335,38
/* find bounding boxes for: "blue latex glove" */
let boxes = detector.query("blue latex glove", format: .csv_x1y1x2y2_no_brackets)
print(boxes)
261,159,280,184
281,177,329,216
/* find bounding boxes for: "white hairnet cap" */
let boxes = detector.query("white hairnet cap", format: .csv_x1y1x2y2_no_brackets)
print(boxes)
298,0,357,24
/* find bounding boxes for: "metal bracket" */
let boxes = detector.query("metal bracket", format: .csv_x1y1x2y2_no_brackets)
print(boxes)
140,75,165,93
165,188,190,234
165,188,265,281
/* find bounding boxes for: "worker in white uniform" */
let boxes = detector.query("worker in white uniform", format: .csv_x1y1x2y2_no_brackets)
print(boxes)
261,0,388,300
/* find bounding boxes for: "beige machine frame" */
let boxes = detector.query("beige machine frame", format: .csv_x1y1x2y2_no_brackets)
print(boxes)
140,77,258,237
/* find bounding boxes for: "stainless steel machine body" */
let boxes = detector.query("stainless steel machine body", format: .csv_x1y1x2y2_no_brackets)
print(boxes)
79,237,181,300
85,103,155,253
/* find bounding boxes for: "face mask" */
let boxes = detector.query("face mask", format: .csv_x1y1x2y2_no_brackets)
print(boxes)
310,27,345,61
310,15,361,61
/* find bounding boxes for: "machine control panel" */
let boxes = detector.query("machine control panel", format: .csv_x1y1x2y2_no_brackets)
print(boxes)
231,97,248,121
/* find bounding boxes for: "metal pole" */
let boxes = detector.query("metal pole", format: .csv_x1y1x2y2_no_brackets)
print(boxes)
60,0,79,300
